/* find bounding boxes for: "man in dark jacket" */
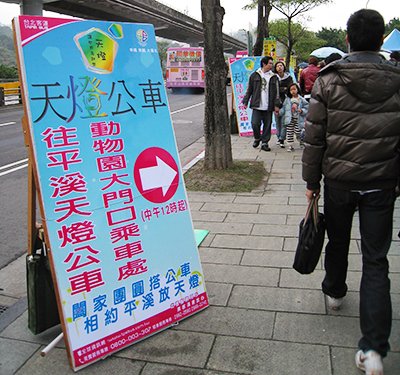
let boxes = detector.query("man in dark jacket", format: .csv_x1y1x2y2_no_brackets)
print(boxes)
302,9,400,375
243,56,280,151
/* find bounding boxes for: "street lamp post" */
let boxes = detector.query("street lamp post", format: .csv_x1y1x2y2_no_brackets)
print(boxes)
240,29,252,56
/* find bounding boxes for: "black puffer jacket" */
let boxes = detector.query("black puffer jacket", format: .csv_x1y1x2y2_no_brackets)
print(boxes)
302,52,400,191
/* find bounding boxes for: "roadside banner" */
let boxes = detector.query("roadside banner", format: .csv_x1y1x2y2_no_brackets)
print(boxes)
229,57,277,137
263,37,277,59
14,16,208,371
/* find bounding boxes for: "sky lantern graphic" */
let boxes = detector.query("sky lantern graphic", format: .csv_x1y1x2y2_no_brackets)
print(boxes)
74,27,119,74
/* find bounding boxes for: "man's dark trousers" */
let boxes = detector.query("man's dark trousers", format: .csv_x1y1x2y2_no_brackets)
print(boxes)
251,109,272,145
322,185,396,357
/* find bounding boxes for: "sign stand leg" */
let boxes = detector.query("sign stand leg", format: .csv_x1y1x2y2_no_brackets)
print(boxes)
40,332,64,357
230,91,238,134
27,155,36,257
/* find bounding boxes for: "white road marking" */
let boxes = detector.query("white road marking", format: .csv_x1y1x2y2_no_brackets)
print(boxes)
0,163,28,177
0,121,16,127
0,158,28,171
0,97,223,177
170,102,204,115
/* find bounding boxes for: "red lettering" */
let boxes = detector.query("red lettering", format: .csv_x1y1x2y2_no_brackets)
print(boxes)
69,268,105,295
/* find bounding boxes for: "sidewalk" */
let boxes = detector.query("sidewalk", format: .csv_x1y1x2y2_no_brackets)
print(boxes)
1,134,399,374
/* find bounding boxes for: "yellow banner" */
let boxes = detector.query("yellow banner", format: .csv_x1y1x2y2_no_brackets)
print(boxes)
263,38,277,59
0,81,20,95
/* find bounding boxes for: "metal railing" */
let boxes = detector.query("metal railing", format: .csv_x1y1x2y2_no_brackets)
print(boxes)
0,86,22,106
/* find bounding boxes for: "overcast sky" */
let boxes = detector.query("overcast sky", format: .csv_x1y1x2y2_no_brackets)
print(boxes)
1,0,399,33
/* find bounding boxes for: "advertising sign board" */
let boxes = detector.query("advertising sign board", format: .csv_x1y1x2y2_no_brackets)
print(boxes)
14,16,208,371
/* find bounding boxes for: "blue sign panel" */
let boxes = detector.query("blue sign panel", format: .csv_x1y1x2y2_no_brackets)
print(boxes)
14,16,208,371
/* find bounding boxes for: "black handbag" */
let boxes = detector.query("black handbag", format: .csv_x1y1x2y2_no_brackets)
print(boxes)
293,195,326,274
26,232,60,334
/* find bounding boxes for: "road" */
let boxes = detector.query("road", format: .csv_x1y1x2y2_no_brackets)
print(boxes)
0,89,209,270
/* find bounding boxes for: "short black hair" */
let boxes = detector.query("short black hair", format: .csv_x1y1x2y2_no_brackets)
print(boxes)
347,9,384,51
287,83,302,98
390,51,400,62
274,61,286,72
325,53,342,65
260,56,273,68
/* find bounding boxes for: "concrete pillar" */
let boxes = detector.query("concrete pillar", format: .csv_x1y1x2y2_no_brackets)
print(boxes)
20,0,43,15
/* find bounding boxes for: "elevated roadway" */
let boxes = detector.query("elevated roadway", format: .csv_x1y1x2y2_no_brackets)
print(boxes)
2,0,246,52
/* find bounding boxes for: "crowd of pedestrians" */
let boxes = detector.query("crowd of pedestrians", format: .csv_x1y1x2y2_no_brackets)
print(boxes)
242,43,344,153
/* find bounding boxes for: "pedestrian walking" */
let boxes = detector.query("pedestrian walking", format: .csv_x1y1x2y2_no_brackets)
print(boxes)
302,9,400,375
242,56,280,151
274,61,293,148
299,55,320,100
278,83,308,152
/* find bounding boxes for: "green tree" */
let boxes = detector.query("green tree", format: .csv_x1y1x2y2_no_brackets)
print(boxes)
316,27,347,52
294,29,325,62
244,0,273,56
385,17,400,34
0,64,18,79
0,24,17,67
269,19,324,63
201,0,233,170
271,0,332,66
156,39,172,76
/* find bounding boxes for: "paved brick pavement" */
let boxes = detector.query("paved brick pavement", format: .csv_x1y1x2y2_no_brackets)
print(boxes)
1,135,399,374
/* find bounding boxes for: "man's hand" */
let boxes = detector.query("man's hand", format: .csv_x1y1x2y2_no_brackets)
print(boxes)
274,106,280,115
306,188,320,202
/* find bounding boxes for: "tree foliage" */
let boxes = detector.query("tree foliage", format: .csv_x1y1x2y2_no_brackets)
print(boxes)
272,0,331,18
269,19,306,54
0,64,18,79
269,19,324,62
0,24,17,67
316,27,347,52
271,0,332,65
156,39,172,76
201,0,233,170
243,2,399,63
313,17,400,54
294,29,325,62
385,17,400,34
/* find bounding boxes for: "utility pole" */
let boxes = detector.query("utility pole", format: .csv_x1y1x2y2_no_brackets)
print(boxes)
246,31,253,56
240,29,252,56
